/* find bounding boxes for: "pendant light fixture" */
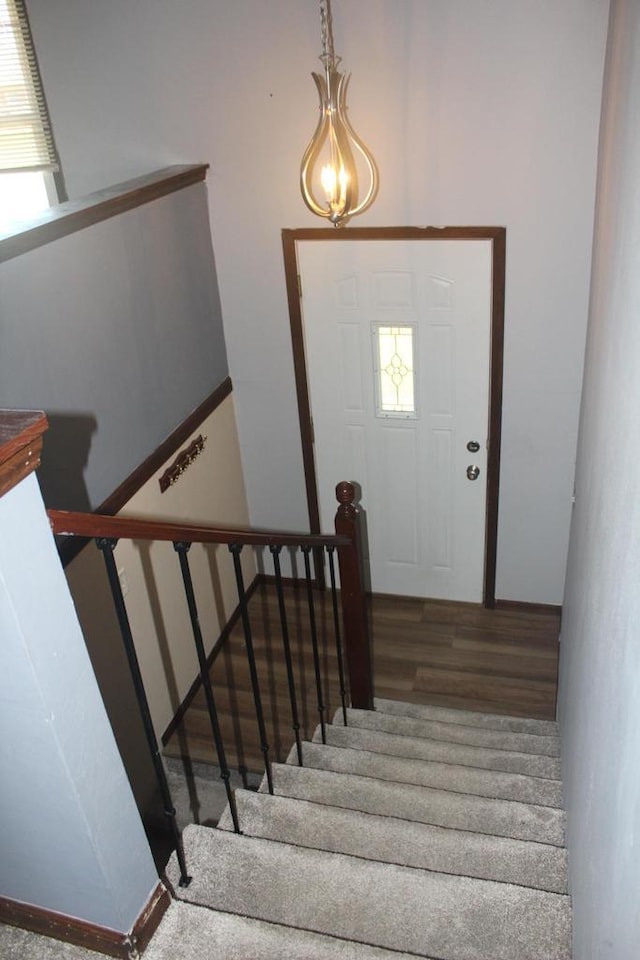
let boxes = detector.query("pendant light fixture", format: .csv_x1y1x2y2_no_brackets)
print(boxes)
300,0,378,227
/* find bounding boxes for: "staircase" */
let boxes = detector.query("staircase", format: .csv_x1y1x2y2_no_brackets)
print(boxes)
155,697,570,959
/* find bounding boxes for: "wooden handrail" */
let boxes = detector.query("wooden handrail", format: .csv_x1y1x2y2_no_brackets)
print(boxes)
47,509,350,550
49,481,375,712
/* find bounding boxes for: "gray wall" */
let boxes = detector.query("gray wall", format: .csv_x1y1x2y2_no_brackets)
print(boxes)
558,1,640,956
26,0,609,602
0,181,228,510
0,473,158,929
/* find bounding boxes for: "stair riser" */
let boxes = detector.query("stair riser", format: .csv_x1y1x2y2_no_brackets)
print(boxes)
297,742,564,807
344,709,560,757
270,763,566,846
372,699,559,737
147,902,425,960
168,828,571,960
319,724,562,779
220,789,568,893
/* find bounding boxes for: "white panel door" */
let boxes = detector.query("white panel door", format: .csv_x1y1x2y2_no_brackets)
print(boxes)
298,239,492,602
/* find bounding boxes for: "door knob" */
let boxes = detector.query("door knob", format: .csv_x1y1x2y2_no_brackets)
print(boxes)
466,465,480,481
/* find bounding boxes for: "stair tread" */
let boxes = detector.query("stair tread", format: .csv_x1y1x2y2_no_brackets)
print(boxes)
294,740,563,807
374,698,559,736
167,826,571,960
344,707,560,756
269,762,565,845
219,789,567,892
146,900,426,960
319,723,562,779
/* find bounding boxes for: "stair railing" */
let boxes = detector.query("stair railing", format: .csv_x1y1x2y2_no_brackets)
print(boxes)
48,481,372,885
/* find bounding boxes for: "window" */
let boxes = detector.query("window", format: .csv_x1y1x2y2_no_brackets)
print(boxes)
0,0,62,230
373,323,418,418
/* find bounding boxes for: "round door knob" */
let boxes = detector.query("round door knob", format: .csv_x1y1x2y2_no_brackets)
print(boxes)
466,465,480,481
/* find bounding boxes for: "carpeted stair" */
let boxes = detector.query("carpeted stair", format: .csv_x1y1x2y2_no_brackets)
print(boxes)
163,697,570,959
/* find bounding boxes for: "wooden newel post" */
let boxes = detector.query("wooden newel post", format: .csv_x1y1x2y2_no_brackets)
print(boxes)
334,481,374,710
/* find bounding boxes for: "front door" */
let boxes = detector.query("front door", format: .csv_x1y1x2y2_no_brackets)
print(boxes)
284,228,504,605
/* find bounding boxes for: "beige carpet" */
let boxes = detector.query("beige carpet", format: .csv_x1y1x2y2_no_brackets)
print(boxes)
165,698,572,959
4,699,571,959
0,924,99,960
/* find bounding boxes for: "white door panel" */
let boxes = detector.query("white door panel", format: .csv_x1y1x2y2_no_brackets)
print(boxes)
299,239,492,602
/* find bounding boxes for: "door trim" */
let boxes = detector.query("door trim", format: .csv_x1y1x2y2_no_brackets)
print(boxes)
282,226,505,608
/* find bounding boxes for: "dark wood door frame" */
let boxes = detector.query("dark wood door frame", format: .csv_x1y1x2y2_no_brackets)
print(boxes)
282,226,506,608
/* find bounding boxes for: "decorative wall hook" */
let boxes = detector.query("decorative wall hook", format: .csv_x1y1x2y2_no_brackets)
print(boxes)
159,435,207,493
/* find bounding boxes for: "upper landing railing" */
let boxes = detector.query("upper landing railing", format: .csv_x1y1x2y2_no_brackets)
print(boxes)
48,480,373,887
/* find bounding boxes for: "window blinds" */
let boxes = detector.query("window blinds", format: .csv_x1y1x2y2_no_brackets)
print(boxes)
0,0,59,172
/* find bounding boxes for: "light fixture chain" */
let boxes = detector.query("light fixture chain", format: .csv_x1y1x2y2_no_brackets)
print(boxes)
320,0,336,68
301,0,378,225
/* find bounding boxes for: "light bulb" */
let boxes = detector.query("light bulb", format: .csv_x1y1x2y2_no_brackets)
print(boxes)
321,163,337,202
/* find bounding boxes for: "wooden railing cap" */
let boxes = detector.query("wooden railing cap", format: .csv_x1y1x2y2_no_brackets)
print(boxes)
335,480,356,504
0,409,48,499
47,508,351,550
335,480,359,521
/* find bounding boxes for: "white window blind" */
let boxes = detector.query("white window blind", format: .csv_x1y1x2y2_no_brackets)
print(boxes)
0,0,58,173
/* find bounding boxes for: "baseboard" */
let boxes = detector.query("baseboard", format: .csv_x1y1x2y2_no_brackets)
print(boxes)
161,572,261,746
0,882,171,959
130,883,171,955
252,581,562,621
494,599,562,617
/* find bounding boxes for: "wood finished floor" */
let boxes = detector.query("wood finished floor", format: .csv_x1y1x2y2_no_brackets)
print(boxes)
164,582,560,773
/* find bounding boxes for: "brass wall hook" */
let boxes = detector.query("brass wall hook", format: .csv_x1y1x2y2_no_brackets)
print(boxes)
159,435,207,493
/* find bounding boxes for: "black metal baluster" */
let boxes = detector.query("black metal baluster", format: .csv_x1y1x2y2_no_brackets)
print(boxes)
269,545,303,766
174,542,241,833
327,546,348,726
96,538,192,887
302,545,326,743
229,544,274,794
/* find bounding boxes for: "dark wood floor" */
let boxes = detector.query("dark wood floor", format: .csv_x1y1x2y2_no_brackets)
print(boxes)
164,582,560,773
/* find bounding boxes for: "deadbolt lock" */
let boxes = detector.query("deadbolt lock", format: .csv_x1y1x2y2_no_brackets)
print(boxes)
467,440,480,453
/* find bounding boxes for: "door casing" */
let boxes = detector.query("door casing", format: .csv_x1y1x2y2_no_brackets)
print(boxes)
282,226,506,608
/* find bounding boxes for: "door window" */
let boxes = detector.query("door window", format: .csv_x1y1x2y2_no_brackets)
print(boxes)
372,323,417,418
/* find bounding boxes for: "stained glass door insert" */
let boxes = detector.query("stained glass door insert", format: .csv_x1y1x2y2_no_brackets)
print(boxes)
373,324,417,417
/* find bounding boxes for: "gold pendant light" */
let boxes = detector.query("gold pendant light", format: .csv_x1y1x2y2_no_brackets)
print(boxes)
300,0,378,227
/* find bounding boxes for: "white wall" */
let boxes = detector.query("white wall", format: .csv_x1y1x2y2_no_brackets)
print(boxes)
0,473,157,930
28,0,610,602
558,1,640,955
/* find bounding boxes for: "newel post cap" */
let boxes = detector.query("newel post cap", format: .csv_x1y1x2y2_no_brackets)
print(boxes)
335,481,357,520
